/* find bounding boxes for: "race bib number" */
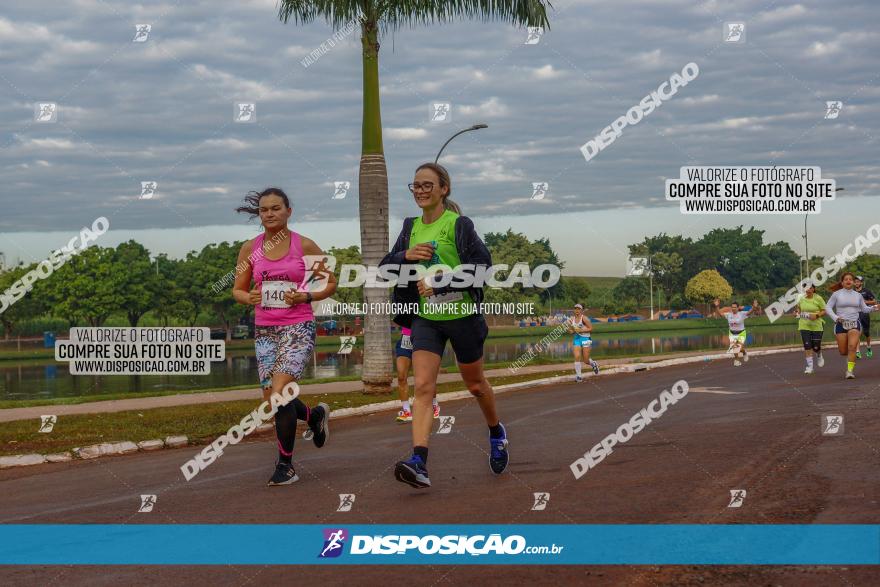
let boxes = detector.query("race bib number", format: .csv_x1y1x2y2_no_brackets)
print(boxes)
799,312,813,320
261,281,295,308
400,335,413,350
842,319,859,330
427,291,463,304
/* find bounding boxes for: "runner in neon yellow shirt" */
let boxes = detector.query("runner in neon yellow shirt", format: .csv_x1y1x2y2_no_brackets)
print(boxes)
794,282,826,374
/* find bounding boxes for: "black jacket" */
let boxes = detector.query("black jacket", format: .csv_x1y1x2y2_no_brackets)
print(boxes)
380,214,492,328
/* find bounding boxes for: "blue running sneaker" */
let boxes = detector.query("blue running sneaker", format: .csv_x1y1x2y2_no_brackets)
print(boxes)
394,455,431,488
589,359,600,375
489,423,509,474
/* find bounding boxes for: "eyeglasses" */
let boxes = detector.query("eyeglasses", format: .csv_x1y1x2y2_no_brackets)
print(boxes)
408,182,435,194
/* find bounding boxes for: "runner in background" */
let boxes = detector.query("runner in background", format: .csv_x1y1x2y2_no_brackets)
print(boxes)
794,282,826,374
395,326,440,422
826,272,878,379
713,299,758,366
854,276,876,359
569,304,599,382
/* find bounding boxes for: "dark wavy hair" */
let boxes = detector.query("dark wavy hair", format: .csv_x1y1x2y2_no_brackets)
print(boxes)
829,271,855,292
235,187,291,219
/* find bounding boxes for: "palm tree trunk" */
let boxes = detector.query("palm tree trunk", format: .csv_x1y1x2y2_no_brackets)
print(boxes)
359,19,392,394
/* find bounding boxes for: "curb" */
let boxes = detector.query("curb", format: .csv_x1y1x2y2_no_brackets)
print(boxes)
0,341,865,469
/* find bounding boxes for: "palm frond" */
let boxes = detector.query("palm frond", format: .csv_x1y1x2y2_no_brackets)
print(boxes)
277,0,367,28
377,1,552,31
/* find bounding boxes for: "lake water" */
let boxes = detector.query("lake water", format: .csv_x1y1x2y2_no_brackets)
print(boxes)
0,325,864,401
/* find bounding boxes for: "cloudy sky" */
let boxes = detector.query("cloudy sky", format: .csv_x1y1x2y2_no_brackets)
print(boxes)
1,0,878,275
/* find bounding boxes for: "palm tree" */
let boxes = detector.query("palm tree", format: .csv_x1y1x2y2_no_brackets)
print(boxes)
278,1,552,393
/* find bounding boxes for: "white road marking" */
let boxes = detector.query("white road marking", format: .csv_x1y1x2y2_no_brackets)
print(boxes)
687,387,745,395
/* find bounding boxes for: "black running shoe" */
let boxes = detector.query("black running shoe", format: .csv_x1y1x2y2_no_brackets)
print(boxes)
305,402,329,448
394,455,431,488
267,462,299,486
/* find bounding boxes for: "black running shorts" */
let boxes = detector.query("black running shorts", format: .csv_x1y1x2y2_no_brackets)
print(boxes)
411,314,489,364
799,329,823,351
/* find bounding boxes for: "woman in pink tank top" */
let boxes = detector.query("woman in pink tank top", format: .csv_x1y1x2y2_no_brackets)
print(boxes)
232,187,338,486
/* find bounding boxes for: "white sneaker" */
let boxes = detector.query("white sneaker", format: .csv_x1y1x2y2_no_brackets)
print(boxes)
845,371,855,379
734,359,742,367
804,366,814,374
743,353,749,362
817,354,825,368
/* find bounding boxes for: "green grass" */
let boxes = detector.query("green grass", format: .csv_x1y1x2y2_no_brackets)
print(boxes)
0,368,571,456
0,374,368,410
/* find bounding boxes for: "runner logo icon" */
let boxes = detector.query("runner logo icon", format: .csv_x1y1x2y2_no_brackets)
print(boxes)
728,489,746,508
35,102,57,123
138,494,156,513
531,492,550,511
235,103,256,123
525,27,544,45
822,414,844,435
140,181,157,199
430,102,451,123
437,416,455,434
337,494,355,512
133,24,151,42
824,101,842,119
531,182,549,200
333,181,350,199
38,415,57,433
724,22,745,42
338,336,356,354
319,529,348,558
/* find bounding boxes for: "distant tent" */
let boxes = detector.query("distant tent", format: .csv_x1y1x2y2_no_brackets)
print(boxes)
311,297,340,317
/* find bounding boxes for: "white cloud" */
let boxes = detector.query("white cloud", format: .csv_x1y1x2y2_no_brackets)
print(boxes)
191,187,229,194
631,49,662,67
533,64,562,79
458,97,510,118
189,63,325,102
756,4,808,24
386,127,428,140
806,40,842,57
21,137,77,150
203,138,250,150
0,17,52,43
680,94,720,105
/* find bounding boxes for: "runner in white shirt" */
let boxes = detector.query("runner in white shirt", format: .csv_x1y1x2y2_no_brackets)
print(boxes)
713,299,758,366
825,272,878,379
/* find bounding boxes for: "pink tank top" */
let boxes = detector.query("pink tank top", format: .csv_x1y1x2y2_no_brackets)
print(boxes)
252,231,315,326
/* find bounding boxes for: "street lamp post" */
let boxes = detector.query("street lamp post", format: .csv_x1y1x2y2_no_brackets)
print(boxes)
804,187,843,274
435,124,488,163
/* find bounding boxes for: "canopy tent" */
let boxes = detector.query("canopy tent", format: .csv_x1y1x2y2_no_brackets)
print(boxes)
311,297,340,317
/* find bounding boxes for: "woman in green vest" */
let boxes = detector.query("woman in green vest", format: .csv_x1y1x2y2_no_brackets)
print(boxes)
382,163,508,489
794,281,826,374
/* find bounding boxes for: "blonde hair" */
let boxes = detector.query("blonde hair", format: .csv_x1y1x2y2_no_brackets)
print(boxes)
416,162,461,214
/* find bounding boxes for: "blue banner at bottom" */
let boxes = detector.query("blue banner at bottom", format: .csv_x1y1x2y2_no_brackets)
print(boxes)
1,525,878,565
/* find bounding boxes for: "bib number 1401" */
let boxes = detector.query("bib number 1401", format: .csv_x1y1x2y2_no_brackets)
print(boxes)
262,281,295,308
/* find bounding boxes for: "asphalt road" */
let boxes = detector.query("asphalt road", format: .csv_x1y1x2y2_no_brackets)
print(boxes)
2,349,879,585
